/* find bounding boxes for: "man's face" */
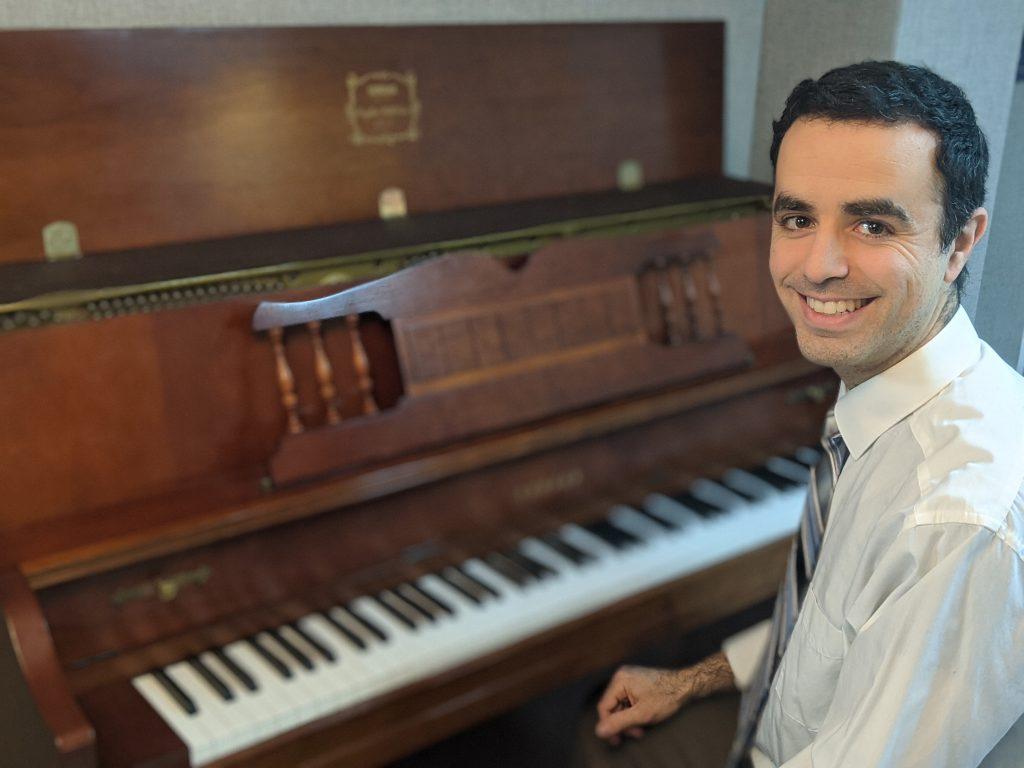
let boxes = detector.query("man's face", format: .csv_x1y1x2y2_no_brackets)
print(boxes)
770,118,963,387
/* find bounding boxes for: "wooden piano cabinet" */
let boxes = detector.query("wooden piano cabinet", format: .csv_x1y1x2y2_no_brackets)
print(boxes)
0,21,811,768
0,569,95,768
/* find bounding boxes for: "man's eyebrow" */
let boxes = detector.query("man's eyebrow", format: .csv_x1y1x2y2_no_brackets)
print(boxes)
772,193,815,215
842,198,914,226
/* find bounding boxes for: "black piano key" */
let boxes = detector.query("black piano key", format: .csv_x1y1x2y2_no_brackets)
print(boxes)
375,592,420,629
720,478,758,501
267,628,315,671
437,570,483,604
506,549,556,579
453,564,502,599
583,519,640,549
484,552,533,586
669,490,723,517
632,506,678,530
342,604,389,642
187,656,234,702
213,647,258,692
153,668,198,716
392,586,437,623
747,464,800,490
246,635,293,679
321,610,369,650
408,582,455,616
289,622,336,663
541,533,594,565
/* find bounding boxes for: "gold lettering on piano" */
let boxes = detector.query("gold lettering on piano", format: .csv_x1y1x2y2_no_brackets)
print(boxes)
346,71,421,146
513,468,585,505
111,565,212,606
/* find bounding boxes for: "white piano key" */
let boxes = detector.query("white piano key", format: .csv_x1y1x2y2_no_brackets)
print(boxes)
133,672,216,765
767,455,812,483
170,660,248,758
721,468,779,500
643,492,705,527
690,478,747,510
607,505,670,540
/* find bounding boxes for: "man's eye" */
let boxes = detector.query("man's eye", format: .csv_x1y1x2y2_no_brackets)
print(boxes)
857,220,889,237
781,215,812,230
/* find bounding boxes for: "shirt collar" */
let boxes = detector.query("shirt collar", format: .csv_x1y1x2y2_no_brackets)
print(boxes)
833,306,981,459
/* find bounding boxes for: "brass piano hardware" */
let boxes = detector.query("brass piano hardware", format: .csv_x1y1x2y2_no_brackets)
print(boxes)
260,475,276,493
269,326,304,435
42,221,82,261
512,468,585,505
111,565,211,606
308,320,342,425
346,70,421,146
378,186,408,220
617,159,645,192
347,314,378,415
0,195,766,334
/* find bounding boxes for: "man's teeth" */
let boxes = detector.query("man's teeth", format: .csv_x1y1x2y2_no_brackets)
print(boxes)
806,296,868,315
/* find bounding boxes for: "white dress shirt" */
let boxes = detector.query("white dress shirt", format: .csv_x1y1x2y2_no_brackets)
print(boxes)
723,307,1024,767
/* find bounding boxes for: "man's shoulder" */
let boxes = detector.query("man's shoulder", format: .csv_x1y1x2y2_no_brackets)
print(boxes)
904,342,1024,532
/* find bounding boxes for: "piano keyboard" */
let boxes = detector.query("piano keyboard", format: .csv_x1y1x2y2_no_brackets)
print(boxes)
133,452,817,766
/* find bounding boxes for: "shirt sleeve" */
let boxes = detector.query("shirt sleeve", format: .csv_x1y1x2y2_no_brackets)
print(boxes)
779,522,1024,767
722,619,771,690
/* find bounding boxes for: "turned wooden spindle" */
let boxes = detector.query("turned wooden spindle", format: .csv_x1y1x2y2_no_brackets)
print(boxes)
703,254,725,335
307,320,341,425
346,314,378,415
268,326,303,434
678,260,700,340
657,269,684,347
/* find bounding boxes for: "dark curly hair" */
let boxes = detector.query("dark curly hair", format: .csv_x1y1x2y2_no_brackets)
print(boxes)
770,61,988,302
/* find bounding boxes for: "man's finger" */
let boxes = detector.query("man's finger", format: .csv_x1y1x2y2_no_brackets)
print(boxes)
595,704,649,740
625,726,644,739
596,684,629,718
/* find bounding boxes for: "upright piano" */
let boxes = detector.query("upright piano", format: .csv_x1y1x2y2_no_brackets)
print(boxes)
0,23,835,767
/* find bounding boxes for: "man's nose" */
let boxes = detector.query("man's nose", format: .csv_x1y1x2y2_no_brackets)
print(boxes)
802,230,849,284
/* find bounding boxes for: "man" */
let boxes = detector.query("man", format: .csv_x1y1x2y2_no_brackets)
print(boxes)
581,61,1024,767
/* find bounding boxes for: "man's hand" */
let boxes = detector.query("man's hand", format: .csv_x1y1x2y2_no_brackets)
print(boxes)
594,651,736,745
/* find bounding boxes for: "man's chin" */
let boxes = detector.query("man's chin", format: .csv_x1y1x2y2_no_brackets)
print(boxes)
794,333,848,370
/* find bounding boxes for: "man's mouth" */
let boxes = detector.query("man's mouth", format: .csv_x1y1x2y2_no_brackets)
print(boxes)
802,294,875,316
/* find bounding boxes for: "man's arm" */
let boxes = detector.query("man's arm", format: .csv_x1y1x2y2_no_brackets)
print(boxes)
594,651,736,744
778,524,1024,767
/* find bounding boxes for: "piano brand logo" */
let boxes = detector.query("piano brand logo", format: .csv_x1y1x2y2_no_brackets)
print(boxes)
111,565,212,606
513,468,585,505
346,71,421,146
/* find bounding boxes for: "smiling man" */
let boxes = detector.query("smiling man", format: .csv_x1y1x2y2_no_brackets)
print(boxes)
581,62,1024,768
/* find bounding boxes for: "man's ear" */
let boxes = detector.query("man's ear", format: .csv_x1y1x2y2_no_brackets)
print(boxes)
945,207,988,285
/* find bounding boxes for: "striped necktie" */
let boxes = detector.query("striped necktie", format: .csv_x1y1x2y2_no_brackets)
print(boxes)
725,412,849,767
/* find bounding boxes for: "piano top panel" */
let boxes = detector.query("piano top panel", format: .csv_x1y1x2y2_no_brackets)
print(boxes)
0,23,723,266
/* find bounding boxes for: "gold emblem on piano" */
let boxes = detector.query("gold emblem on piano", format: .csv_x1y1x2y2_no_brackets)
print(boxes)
346,70,421,146
111,565,212,606
513,468,585,505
